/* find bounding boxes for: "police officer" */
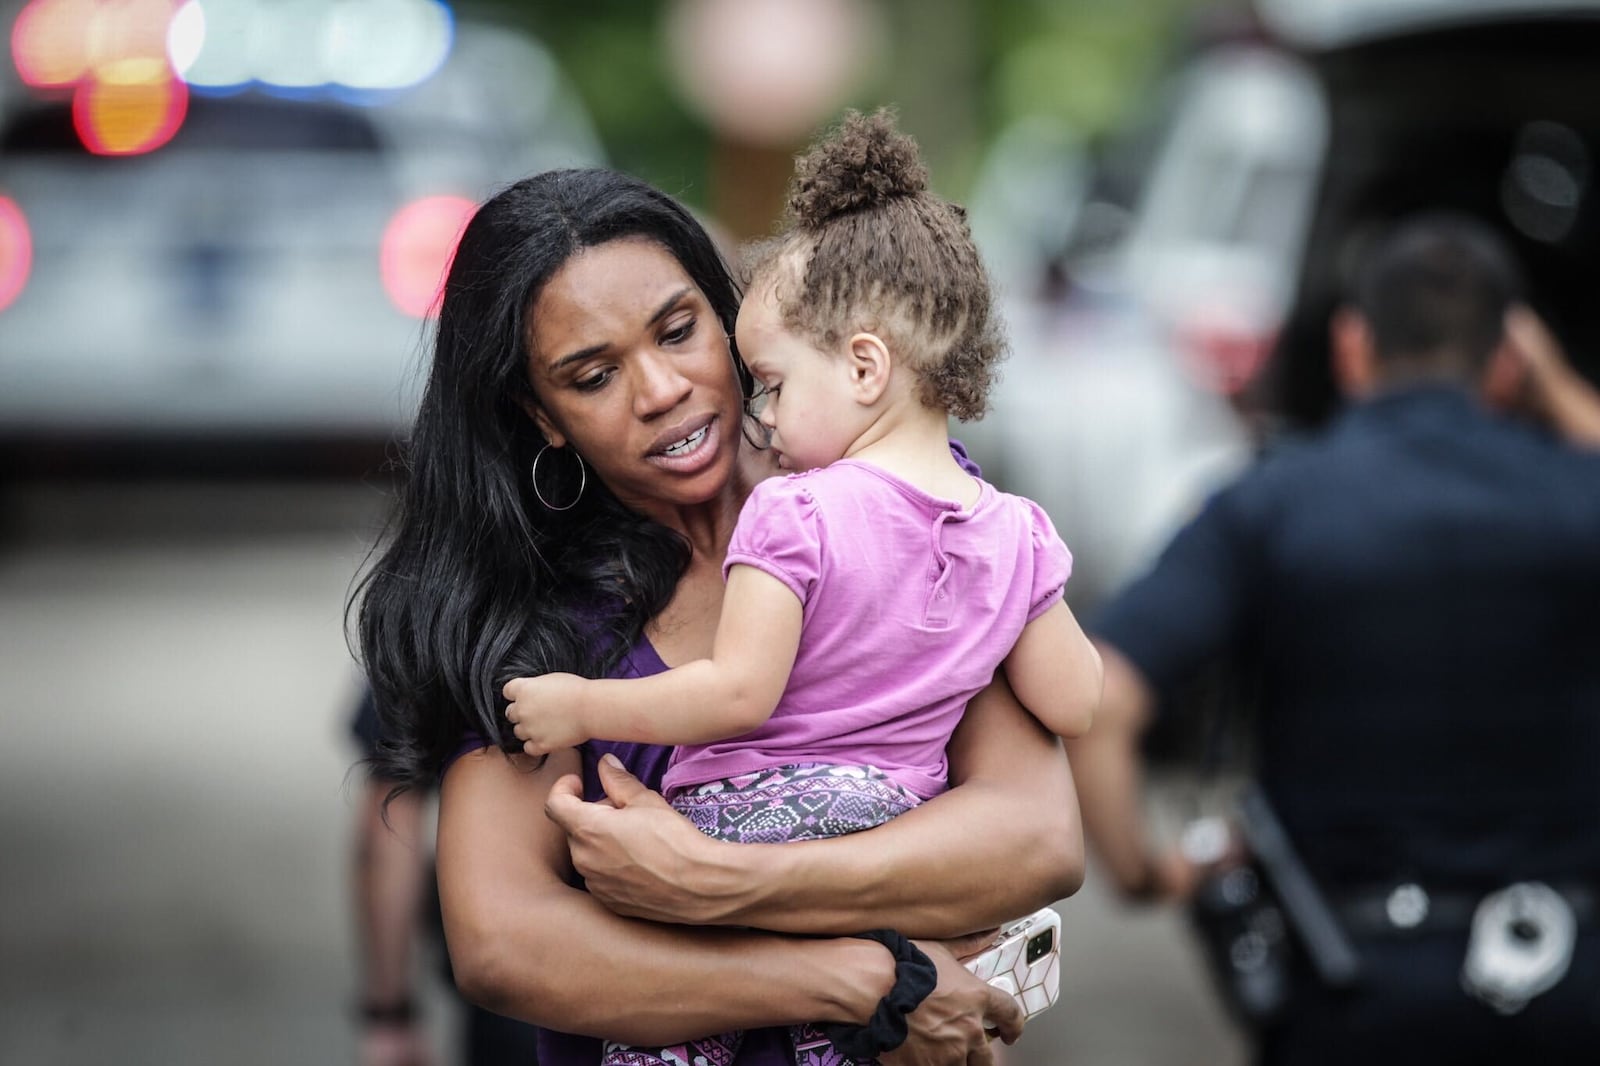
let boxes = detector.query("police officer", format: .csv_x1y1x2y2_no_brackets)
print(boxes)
1069,214,1600,1063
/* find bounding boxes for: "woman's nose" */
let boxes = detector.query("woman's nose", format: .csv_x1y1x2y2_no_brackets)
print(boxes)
633,351,693,417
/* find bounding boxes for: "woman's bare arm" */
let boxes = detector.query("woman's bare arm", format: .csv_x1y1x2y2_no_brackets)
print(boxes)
548,671,1085,938
439,745,1024,1060
437,745,897,1042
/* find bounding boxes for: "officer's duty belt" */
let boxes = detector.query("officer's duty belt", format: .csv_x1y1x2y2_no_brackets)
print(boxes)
1333,882,1599,938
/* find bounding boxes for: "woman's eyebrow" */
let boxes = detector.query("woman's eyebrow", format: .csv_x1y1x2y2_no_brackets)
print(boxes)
550,344,607,372
550,288,695,371
646,287,694,327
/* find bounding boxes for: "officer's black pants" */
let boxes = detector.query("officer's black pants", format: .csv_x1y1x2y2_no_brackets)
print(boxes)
1258,931,1600,1065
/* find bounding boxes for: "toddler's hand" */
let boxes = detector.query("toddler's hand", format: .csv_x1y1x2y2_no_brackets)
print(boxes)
504,673,591,756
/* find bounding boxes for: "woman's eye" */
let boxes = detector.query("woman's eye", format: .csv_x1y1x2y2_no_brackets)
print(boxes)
662,319,697,345
575,369,613,392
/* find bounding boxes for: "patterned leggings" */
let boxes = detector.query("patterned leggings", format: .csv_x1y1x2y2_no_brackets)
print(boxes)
600,764,923,1066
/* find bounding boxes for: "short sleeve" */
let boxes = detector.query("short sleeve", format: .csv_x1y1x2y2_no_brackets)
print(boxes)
723,475,824,607
1025,499,1074,622
1090,480,1259,693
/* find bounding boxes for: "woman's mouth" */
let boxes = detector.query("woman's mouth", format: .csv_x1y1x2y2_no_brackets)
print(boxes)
661,425,709,458
648,416,721,474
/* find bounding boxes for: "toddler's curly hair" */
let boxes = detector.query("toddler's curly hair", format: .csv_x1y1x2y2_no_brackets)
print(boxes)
748,108,1005,421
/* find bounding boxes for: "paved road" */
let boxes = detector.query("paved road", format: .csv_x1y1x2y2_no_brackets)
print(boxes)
0,482,1245,1066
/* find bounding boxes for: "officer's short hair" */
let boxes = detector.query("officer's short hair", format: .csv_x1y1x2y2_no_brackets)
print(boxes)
1354,214,1525,370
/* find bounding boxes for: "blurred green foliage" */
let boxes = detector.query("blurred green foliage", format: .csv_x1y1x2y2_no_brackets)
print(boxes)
471,1,713,202
464,0,1225,207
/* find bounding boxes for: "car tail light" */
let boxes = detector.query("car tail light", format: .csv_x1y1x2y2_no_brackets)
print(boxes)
380,195,476,319
0,196,32,313
0,196,31,312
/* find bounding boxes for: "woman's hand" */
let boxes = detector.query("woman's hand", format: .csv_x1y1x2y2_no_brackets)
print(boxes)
544,753,745,924
548,673,1084,937
504,673,592,756
884,938,1024,1066
441,747,907,1044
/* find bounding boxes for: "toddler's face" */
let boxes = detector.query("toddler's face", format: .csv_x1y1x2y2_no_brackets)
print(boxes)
735,281,863,472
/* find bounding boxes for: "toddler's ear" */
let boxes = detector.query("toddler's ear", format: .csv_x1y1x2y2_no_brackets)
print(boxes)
846,331,892,405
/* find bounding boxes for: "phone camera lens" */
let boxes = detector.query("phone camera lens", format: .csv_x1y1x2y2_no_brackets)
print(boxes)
1026,928,1055,964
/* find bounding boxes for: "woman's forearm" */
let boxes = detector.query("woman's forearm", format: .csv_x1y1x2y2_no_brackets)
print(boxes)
679,673,1085,938
438,747,894,1042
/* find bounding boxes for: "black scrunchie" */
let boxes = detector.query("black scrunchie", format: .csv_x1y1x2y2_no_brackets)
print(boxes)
820,929,939,1059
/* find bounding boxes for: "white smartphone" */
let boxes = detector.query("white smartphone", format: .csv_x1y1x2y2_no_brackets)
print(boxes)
963,907,1062,1020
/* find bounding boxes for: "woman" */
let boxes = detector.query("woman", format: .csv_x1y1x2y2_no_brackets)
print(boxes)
357,167,1084,1065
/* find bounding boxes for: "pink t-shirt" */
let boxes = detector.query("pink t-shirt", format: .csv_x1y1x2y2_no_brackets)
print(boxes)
662,459,1072,800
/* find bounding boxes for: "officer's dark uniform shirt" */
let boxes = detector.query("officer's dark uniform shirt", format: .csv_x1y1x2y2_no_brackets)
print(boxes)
351,686,384,765
1094,384,1600,891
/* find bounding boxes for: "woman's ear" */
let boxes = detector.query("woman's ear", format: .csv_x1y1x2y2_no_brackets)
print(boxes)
846,331,892,406
520,396,566,448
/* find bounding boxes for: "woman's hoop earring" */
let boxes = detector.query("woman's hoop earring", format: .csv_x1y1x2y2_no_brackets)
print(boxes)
531,444,587,512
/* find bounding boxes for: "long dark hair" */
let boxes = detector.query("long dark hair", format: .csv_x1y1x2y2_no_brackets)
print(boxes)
354,169,747,790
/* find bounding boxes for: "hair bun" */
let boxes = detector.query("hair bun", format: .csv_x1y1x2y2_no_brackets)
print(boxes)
788,109,928,227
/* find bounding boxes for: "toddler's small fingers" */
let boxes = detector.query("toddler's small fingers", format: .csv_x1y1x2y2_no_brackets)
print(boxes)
505,702,521,723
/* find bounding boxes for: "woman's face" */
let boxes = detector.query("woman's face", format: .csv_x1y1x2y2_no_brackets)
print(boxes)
525,237,744,520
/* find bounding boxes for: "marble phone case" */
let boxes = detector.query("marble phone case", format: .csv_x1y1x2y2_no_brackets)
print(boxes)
963,907,1062,1019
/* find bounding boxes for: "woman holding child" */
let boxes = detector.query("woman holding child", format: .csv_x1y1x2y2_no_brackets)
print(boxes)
358,111,1094,1066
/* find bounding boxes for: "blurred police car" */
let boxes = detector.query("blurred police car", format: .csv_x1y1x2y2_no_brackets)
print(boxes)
0,0,599,463
966,0,1600,607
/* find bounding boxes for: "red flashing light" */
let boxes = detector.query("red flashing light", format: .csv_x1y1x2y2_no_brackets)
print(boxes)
72,73,188,155
15,0,190,156
85,0,179,81
380,196,477,319
0,197,33,313
11,0,96,88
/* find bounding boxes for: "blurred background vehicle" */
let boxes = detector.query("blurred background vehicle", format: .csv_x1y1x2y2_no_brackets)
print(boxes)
0,0,599,472
962,0,1600,609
